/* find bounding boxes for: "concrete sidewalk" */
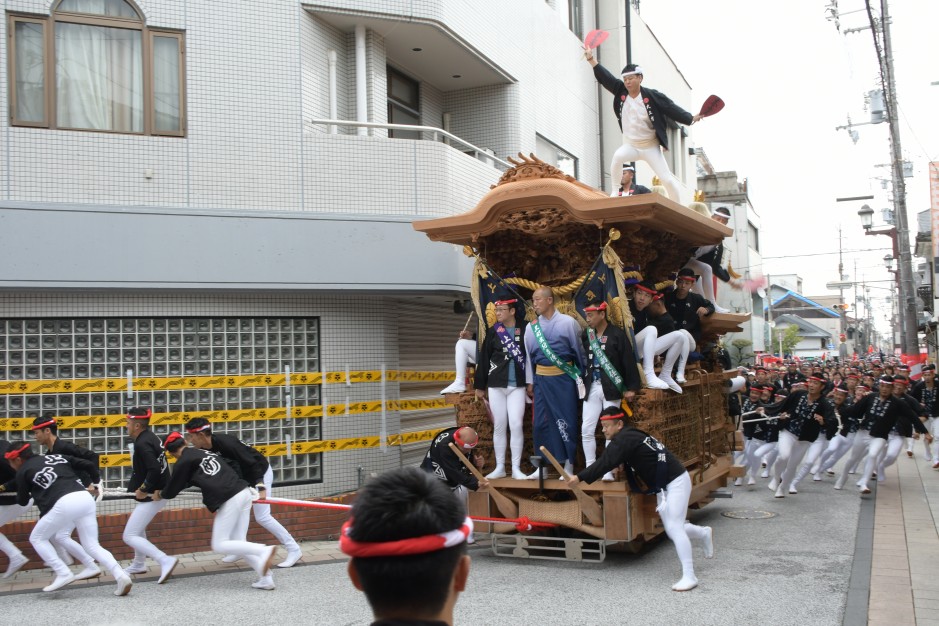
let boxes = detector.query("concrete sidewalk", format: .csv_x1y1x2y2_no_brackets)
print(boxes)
867,455,939,626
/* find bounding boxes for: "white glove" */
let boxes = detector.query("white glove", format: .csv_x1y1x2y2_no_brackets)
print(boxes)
93,483,103,503
248,487,260,502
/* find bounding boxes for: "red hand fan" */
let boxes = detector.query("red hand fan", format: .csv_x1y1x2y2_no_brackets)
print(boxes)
698,94,724,118
584,29,609,50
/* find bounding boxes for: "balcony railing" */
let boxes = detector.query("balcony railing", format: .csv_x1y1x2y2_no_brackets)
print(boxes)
308,118,510,170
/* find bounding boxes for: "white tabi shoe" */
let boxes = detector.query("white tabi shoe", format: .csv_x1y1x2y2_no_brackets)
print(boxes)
714,304,730,314
602,472,616,482
672,576,699,591
2,553,28,579
439,381,466,395
252,574,275,590
767,478,778,492
511,467,528,480
277,548,302,569
114,574,133,597
702,527,714,559
788,486,798,495
658,375,683,394
774,485,786,498
43,573,76,592
525,469,541,480
760,469,770,478
123,562,148,576
74,565,102,581
733,477,743,487
157,556,178,584
485,466,506,479
644,373,670,391
221,555,242,564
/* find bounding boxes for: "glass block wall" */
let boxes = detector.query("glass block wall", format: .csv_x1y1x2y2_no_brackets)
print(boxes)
0,317,322,489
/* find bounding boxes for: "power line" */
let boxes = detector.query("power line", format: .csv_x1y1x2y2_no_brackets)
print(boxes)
761,247,891,260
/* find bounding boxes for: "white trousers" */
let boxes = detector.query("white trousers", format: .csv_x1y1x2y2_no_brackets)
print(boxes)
685,259,717,303
31,491,121,579
792,435,828,487
774,430,810,489
835,431,871,488
906,417,933,459
858,437,890,491
252,466,299,551
933,418,939,463
610,139,682,201
819,432,851,473
657,472,709,580
488,386,527,470
635,327,688,380
453,339,476,383
0,504,28,559
747,440,777,481
123,499,168,566
214,488,271,575
877,433,905,478
582,382,619,466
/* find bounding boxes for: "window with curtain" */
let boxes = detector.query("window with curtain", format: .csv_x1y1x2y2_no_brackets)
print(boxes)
7,0,185,136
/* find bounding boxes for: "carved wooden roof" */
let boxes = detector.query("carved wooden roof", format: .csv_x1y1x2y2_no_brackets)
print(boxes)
412,154,733,287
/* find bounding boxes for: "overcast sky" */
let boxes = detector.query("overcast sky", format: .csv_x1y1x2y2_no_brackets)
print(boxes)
634,0,939,334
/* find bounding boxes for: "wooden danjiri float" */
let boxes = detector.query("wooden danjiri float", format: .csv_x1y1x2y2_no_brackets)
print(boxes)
413,155,749,562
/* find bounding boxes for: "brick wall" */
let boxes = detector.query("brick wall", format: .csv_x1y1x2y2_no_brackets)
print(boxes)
0,494,355,573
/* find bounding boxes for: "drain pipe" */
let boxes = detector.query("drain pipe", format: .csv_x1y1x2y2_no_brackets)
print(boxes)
327,50,338,134
354,25,368,136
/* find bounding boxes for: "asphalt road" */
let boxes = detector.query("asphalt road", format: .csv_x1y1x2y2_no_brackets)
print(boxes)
12,471,861,626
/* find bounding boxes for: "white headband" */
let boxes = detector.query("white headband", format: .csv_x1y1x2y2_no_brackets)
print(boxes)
622,66,643,77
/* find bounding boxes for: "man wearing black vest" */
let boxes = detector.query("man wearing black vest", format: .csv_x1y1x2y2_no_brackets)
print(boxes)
580,299,640,481
570,408,713,592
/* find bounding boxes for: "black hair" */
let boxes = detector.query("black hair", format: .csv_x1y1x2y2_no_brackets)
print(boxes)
127,406,151,427
33,412,58,435
184,417,212,434
621,63,643,76
7,441,33,460
163,433,186,453
349,467,466,619
599,406,627,424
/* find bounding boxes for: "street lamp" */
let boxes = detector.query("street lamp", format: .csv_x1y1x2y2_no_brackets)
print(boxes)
884,254,895,271
858,205,874,230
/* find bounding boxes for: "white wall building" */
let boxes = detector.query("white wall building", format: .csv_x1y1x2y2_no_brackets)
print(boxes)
0,0,700,500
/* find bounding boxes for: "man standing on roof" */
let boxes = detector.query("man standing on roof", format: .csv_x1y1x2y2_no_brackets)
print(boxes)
583,50,701,201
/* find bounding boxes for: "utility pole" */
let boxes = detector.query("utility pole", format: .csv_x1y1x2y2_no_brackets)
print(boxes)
869,0,918,355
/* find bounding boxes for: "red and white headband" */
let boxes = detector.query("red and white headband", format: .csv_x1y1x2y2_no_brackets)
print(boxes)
31,418,56,431
186,423,212,433
494,299,517,306
4,443,30,460
339,516,473,558
127,408,153,420
635,284,657,295
584,302,607,312
600,411,626,421
453,430,476,450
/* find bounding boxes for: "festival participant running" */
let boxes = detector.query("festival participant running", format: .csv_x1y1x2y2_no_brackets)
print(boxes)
341,467,472,626
524,287,586,477
473,298,529,479
8,442,132,595
184,418,302,568
30,414,104,581
121,407,176,582
159,432,277,590
835,376,931,494
581,299,641,481
885,376,928,477
910,364,938,464
0,440,29,578
583,50,701,201
762,375,836,498
569,407,713,591
737,385,764,486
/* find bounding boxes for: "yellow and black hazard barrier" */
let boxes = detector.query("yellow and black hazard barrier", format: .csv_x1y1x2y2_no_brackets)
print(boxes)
92,428,442,468
0,370,456,396
0,397,451,432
